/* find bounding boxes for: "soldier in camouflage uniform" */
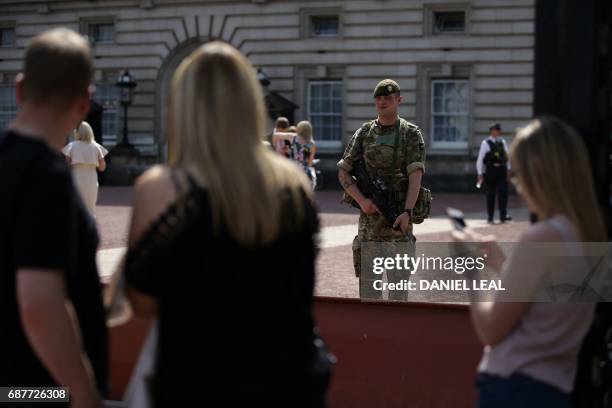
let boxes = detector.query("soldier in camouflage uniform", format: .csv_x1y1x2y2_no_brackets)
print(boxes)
337,79,426,300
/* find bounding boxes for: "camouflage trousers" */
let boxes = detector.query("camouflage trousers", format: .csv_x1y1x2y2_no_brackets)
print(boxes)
352,212,416,301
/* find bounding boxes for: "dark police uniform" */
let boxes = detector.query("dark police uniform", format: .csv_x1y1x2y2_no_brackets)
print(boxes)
476,123,511,223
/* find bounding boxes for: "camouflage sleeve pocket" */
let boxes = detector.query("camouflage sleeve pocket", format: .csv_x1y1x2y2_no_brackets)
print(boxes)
337,128,363,172
404,129,426,175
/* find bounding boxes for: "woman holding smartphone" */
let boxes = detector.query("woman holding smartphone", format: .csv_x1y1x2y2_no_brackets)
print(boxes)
453,116,606,408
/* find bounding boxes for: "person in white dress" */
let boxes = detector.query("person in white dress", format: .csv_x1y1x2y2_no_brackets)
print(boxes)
62,121,108,216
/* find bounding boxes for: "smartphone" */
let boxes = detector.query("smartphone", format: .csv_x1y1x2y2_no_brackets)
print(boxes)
447,207,467,230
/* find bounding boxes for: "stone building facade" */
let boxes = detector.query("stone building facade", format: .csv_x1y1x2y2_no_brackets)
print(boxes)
0,0,534,189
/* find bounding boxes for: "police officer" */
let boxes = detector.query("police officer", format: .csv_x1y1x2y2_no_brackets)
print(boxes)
337,79,426,300
476,123,512,223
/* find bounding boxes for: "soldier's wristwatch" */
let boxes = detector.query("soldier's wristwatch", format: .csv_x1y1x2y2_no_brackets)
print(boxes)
404,208,413,217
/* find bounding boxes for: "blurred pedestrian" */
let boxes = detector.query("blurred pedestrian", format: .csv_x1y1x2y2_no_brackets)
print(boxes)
455,116,606,408
291,120,317,189
476,123,512,224
0,28,107,408
272,116,292,157
266,116,288,146
62,121,108,216
122,41,332,407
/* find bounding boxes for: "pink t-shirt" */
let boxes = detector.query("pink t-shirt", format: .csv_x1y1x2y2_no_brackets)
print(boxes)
478,215,597,393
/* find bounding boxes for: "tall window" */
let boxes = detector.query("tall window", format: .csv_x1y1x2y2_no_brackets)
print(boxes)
0,75,17,130
308,81,342,147
430,80,469,149
93,82,119,143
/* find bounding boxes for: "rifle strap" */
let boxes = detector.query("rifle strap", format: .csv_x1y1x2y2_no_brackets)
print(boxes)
389,119,401,210
390,119,401,173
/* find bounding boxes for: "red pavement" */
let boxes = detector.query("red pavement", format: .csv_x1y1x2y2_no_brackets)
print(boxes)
96,187,132,250
97,187,529,299
97,187,527,249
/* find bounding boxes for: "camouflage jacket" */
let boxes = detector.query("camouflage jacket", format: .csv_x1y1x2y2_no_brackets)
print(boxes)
338,117,426,200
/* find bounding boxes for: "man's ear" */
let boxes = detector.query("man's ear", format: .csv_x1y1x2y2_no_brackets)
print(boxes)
15,73,25,105
397,95,404,104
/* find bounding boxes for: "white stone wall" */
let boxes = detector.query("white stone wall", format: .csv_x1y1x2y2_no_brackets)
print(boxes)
0,0,534,176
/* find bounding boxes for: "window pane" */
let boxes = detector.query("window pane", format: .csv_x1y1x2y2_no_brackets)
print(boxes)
0,86,15,109
433,125,443,141
333,116,341,127
323,84,332,98
311,16,339,37
434,11,466,34
445,82,455,95
457,82,468,98
310,84,321,98
310,98,322,113
90,23,114,44
98,25,114,42
311,116,323,131
332,84,342,98
322,99,331,112
332,98,342,113
433,97,442,113
454,116,468,142
0,84,16,130
433,82,443,97
1,28,15,47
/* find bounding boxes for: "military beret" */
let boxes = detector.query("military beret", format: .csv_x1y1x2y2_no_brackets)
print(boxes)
373,79,401,97
489,123,501,131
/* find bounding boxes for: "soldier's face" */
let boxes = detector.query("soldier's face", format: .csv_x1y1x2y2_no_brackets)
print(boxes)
375,94,402,116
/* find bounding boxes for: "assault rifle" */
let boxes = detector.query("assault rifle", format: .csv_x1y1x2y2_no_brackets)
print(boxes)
351,161,401,231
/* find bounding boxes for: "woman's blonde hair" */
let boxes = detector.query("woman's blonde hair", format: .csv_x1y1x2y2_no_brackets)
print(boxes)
510,116,606,242
167,41,311,246
296,121,314,144
74,121,94,143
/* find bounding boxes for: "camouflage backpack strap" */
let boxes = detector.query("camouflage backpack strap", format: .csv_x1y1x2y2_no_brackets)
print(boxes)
390,119,401,176
387,119,402,211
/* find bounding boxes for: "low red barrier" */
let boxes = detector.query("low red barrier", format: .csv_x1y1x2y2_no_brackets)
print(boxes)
109,298,482,407
315,297,481,408
108,316,153,400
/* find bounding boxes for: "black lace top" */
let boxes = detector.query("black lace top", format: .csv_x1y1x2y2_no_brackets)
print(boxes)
124,175,320,407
